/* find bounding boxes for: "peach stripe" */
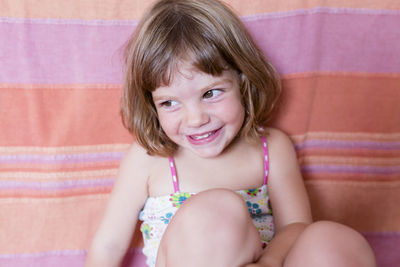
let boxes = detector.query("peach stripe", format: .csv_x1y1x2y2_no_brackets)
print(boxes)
306,180,400,231
272,75,400,134
0,194,143,253
1,75,398,146
0,186,112,198
0,194,107,253
0,87,132,146
1,0,398,20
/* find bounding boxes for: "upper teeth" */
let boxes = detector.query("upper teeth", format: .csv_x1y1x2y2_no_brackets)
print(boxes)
192,132,212,140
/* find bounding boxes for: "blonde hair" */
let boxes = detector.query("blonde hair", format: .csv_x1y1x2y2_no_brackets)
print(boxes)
121,0,281,156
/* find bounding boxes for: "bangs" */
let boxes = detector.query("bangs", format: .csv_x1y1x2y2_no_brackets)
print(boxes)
141,11,234,92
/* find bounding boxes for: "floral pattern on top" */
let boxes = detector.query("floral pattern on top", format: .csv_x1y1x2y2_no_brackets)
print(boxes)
169,192,193,208
139,184,274,267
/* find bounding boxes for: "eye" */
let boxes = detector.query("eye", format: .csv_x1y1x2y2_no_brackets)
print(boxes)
203,89,222,99
159,100,179,108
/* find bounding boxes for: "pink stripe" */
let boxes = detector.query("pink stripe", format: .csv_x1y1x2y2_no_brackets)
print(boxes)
295,140,400,150
0,178,114,190
0,9,399,84
0,152,125,164
301,165,400,175
0,22,131,84
362,232,400,267
243,10,400,75
0,248,146,267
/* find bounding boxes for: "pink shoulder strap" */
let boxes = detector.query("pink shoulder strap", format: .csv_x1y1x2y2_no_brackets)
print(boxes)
168,157,180,193
261,136,269,185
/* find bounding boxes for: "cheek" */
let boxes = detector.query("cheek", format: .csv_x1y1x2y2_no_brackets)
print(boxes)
216,98,245,125
157,112,179,135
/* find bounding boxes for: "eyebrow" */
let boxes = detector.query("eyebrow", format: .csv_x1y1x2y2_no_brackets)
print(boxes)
152,77,234,102
200,78,234,91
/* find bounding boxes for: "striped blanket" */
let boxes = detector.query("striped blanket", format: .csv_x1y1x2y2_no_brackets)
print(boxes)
1,1,399,266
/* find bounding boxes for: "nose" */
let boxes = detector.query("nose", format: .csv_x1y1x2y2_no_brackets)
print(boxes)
184,104,210,128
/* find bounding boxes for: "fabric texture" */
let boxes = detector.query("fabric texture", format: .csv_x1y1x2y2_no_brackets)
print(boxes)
0,1,399,266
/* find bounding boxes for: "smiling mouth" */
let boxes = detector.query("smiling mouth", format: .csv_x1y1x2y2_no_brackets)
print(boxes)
187,128,221,143
190,131,214,140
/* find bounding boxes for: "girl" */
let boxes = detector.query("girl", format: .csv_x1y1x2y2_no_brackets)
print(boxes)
86,0,376,266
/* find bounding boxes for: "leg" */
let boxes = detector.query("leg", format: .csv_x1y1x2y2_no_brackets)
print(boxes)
156,189,262,267
284,221,376,267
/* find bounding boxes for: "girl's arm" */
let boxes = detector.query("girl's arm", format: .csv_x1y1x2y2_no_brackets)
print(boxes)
250,128,313,267
85,144,150,267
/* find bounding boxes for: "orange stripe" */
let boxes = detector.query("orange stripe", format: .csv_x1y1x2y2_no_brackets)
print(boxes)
1,0,398,20
227,0,400,16
0,195,143,253
0,194,106,253
272,74,400,134
306,180,400,231
0,86,132,146
0,187,112,198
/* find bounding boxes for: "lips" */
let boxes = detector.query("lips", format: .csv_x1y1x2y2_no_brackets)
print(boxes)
187,128,222,145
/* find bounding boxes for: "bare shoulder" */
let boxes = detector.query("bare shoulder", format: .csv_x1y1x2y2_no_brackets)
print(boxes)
264,127,300,179
110,142,158,207
265,127,296,154
119,142,155,180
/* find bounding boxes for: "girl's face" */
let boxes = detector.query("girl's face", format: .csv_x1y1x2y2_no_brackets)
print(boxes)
152,61,245,158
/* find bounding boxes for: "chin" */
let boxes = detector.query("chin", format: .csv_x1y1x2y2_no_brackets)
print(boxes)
188,142,228,158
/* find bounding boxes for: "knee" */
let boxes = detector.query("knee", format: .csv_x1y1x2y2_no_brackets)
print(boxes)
169,189,261,248
286,221,376,267
159,189,261,265
176,189,251,233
